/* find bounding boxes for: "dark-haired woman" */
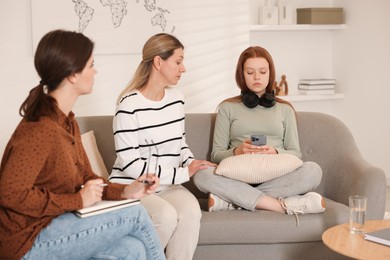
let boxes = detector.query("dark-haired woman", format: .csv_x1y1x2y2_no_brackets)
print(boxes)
0,29,164,260
193,46,325,219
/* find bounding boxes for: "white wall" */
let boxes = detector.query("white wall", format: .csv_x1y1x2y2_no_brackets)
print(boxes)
1,0,389,183
332,0,390,184
0,0,249,153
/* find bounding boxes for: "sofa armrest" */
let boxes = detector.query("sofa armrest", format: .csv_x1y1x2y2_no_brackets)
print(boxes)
297,112,386,220
325,155,386,220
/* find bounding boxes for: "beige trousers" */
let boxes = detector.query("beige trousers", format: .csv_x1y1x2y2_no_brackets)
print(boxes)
141,185,201,260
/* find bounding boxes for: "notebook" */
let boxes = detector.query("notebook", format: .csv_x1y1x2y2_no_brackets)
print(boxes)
74,198,140,218
364,227,390,246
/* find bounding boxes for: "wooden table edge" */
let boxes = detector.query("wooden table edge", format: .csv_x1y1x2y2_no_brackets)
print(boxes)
322,220,390,259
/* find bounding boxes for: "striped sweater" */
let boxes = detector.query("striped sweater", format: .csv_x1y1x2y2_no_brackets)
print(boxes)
109,88,194,190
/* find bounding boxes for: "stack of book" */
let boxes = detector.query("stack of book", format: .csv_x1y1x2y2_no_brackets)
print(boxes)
298,78,336,95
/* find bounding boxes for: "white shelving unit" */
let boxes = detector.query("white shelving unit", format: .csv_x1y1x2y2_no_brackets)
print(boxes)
249,24,346,31
250,23,346,102
279,93,344,102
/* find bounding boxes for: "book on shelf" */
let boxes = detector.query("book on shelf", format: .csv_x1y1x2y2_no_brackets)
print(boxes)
298,84,335,90
73,198,140,218
299,78,336,85
364,227,390,246
299,89,336,95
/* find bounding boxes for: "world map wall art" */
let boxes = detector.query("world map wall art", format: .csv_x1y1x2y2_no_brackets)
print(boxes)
31,0,178,54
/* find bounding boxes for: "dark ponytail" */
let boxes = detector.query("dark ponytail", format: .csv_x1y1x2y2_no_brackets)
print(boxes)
19,83,57,121
19,29,94,121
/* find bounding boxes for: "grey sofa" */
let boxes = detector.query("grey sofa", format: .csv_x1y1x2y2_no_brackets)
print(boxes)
77,112,386,260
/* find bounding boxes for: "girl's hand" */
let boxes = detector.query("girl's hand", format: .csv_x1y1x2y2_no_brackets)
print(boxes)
121,175,160,199
234,139,277,155
188,160,217,177
79,179,105,208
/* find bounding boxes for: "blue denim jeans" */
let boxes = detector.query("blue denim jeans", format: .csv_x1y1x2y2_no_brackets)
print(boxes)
22,205,165,260
193,161,322,211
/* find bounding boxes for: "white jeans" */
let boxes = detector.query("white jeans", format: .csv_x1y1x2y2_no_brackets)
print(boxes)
193,161,323,211
141,185,201,260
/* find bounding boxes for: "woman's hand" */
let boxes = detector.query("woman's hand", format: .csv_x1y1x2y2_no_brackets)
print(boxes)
121,175,160,199
79,179,105,208
188,160,217,177
234,139,277,155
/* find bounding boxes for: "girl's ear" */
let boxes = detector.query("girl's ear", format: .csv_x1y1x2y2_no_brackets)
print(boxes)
67,73,77,84
153,56,162,71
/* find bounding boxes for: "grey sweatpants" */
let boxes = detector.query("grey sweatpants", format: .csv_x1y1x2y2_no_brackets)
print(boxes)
193,161,322,211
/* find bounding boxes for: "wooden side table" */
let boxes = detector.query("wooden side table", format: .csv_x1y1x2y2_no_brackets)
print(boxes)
322,220,390,259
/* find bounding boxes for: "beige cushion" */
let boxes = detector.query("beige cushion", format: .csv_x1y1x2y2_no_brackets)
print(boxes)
81,130,109,179
215,154,303,184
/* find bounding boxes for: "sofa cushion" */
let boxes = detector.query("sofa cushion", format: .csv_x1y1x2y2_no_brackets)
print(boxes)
215,154,303,184
197,198,349,245
81,130,109,179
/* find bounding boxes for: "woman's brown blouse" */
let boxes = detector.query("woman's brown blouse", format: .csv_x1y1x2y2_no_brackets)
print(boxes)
0,110,124,260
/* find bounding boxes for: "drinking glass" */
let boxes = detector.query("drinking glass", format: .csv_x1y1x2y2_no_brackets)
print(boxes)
349,195,367,234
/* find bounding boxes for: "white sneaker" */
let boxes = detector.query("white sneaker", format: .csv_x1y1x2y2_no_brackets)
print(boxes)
279,192,325,226
279,192,326,215
208,193,237,212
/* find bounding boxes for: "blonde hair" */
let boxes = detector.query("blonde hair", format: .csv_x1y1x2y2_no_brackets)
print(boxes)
117,33,184,103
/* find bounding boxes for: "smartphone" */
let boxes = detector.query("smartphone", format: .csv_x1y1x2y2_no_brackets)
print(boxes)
251,135,267,146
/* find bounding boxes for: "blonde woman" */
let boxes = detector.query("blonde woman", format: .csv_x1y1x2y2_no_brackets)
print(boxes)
109,33,216,260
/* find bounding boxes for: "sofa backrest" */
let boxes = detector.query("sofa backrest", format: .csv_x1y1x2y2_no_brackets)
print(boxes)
77,115,117,174
76,111,362,200
296,112,363,197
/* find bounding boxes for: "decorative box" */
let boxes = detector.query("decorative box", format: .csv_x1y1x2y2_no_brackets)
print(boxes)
297,8,344,24
258,1,279,25
278,0,293,25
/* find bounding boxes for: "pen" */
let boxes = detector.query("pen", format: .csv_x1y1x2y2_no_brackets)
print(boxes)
80,183,108,189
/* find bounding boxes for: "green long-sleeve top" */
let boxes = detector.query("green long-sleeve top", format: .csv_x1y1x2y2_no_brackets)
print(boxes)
211,101,302,164
0,107,125,260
